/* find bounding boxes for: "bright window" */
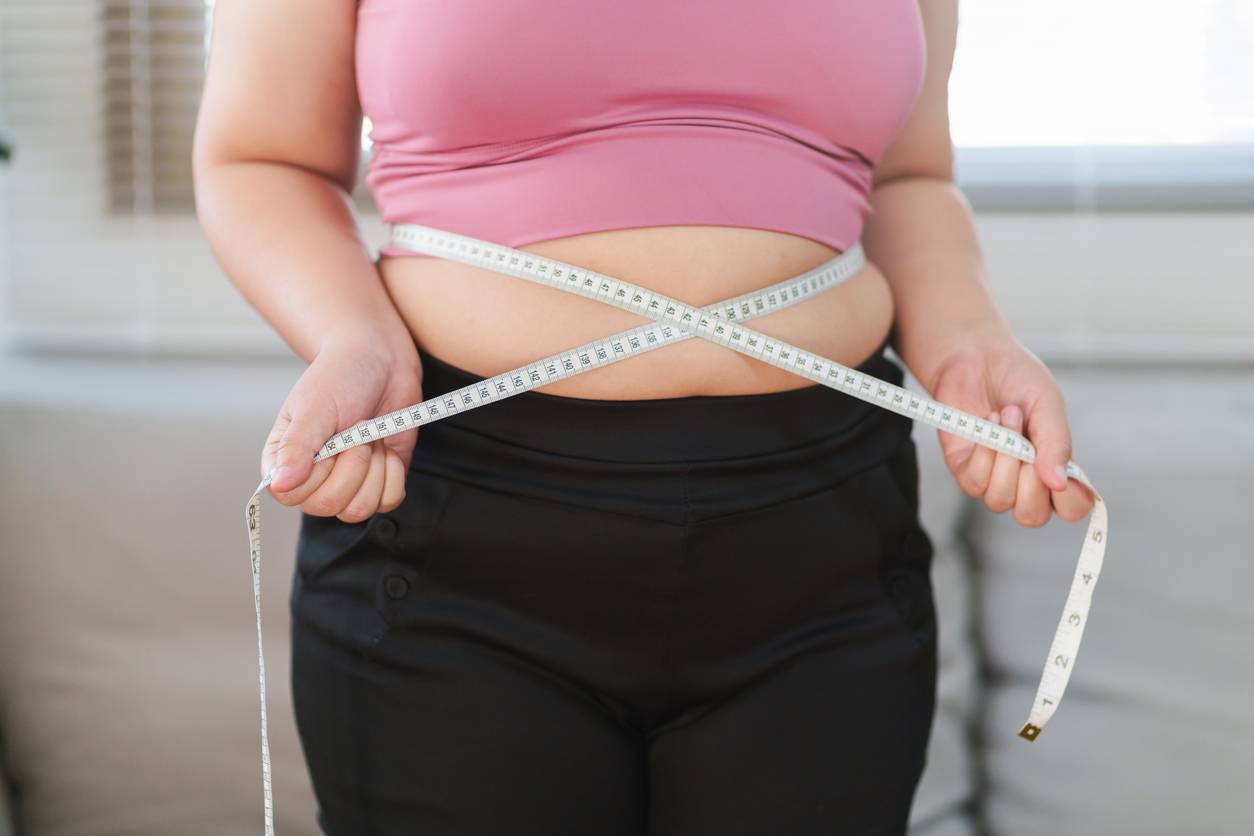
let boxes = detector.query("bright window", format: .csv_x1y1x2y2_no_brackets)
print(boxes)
950,0,1254,147
947,0,1254,209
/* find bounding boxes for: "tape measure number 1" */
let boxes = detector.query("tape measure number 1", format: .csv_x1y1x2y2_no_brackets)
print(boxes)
244,223,1108,834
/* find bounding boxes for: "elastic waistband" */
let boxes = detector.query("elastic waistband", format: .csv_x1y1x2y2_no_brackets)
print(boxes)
408,337,911,523
414,334,900,464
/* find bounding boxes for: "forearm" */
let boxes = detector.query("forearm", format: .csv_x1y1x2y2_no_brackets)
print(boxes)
860,175,1014,389
194,160,416,366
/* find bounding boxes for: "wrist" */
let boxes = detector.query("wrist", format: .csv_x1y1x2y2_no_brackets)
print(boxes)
896,314,1017,390
317,321,419,368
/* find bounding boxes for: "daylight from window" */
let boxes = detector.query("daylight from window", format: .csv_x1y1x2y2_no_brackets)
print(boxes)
207,0,1254,151
949,0,1254,146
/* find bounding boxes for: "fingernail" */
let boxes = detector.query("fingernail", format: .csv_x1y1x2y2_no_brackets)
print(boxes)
1053,463,1068,488
1003,405,1022,427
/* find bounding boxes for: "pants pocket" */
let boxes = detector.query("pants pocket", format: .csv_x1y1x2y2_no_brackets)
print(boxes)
851,440,937,646
291,468,455,653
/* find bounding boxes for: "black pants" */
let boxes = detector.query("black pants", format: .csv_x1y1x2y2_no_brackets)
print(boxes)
290,337,938,836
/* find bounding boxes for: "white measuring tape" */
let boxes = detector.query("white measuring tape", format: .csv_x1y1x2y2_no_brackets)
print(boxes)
245,223,1107,833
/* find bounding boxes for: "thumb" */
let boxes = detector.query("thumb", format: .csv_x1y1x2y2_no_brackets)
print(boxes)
1025,387,1073,492
265,401,340,494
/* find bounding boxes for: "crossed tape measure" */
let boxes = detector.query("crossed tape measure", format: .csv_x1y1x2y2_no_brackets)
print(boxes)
244,223,1107,834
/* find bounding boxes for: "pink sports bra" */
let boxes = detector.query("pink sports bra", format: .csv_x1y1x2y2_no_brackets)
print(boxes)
356,1,926,259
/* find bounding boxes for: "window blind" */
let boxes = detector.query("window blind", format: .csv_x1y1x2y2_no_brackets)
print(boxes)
102,0,207,214
0,0,378,355
0,0,1249,360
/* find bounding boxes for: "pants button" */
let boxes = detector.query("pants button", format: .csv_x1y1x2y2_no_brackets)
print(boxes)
383,574,410,599
375,516,398,540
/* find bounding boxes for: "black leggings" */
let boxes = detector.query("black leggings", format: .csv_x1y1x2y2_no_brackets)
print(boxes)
289,337,938,836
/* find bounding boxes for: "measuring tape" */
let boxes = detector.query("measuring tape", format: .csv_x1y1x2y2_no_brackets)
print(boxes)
244,223,1107,833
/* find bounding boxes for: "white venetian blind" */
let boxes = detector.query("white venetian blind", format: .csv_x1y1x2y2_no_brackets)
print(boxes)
0,0,377,354
0,0,207,219
101,0,208,214
0,0,1250,360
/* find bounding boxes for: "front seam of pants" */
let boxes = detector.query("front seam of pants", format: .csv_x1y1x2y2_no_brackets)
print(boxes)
662,468,694,684
289,339,936,835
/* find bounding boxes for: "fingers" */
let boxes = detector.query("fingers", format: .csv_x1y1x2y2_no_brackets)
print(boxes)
286,439,409,521
262,407,336,506
983,406,1023,513
334,442,388,524
269,457,335,508
962,409,999,498
1021,384,1095,524
932,358,991,484
273,439,410,522
378,448,408,513
263,401,339,495
374,377,420,516
927,343,1095,530
1050,474,1096,523
378,377,421,483
1025,386,1073,492
1013,452,1052,528
962,401,1094,528
298,441,374,518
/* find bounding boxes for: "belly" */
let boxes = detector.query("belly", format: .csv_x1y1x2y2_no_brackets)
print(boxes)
377,225,895,399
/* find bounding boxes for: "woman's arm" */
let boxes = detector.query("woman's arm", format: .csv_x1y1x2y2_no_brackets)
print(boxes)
192,0,414,367
193,0,424,520
863,0,1005,384
861,0,1095,525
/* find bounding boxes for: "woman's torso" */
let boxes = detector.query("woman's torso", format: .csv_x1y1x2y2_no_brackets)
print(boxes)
358,0,924,398
378,227,895,399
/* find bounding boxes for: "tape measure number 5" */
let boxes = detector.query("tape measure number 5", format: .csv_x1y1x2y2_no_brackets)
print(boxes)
243,224,1108,835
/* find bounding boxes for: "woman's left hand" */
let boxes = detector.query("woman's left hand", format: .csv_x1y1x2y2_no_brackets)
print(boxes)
912,323,1095,527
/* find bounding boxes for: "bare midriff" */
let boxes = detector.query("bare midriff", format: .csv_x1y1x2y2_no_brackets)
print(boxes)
377,225,895,400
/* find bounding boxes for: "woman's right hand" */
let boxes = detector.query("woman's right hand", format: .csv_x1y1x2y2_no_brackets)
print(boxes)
261,328,425,523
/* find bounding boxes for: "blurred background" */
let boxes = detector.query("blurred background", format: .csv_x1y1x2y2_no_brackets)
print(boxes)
0,1,1251,834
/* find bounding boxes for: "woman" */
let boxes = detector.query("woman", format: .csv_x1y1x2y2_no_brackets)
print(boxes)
194,0,1095,833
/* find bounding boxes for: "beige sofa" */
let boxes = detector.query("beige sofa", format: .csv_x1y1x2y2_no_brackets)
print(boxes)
1,352,1250,835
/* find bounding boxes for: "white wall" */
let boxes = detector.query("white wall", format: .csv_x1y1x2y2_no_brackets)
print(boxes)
975,211,1254,364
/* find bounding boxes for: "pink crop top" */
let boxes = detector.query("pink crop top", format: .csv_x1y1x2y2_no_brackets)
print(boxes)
357,1,926,259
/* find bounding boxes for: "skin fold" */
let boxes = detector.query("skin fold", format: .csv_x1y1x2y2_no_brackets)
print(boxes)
193,0,1095,528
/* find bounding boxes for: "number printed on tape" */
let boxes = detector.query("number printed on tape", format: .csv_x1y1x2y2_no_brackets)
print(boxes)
244,223,1107,834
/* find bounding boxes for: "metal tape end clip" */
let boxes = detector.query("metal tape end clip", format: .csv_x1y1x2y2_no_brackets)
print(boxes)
1018,723,1042,742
